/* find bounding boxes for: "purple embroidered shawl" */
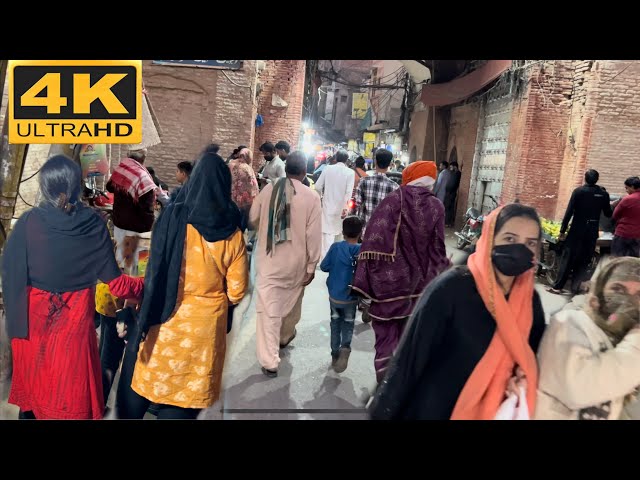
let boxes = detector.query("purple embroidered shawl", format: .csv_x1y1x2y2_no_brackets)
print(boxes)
352,185,450,321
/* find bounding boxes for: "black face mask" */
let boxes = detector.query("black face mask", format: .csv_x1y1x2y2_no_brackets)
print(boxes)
491,244,535,277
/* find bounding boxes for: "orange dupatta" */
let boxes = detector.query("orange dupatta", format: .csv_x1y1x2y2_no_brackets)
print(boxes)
450,206,539,420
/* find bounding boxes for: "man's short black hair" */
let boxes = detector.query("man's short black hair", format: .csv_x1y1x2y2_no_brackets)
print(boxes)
284,151,307,177
335,150,349,163
355,156,366,169
275,141,290,153
375,149,394,169
440,161,449,169
624,176,640,189
343,215,363,239
450,161,459,168
260,142,276,154
585,169,599,186
177,161,194,176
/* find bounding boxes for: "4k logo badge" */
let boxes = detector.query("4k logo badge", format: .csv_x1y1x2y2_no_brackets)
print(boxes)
8,60,142,144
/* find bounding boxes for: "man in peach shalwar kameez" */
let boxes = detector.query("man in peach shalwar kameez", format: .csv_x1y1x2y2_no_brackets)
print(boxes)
249,152,322,378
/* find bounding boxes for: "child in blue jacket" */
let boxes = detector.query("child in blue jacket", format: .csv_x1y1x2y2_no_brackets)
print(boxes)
320,216,363,373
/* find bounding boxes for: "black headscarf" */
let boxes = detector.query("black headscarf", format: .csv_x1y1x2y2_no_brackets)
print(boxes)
2,204,121,339
133,152,241,348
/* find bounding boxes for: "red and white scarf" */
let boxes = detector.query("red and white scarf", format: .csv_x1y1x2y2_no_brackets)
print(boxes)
109,158,156,203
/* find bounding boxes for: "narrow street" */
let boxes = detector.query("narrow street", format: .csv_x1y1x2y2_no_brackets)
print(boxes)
1,229,573,421
186,230,572,420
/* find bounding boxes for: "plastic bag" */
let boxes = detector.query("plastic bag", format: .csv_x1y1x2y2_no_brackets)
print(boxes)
494,386,529,420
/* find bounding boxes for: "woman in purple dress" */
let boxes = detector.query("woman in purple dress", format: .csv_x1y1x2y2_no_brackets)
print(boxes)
352,161,451,382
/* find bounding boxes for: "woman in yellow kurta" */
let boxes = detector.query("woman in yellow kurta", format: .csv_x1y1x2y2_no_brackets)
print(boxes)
116,151,248,420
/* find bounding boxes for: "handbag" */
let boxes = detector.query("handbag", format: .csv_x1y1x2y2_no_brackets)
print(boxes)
494,386,529,420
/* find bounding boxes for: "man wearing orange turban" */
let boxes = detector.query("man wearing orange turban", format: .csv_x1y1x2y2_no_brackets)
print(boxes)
352,159,450,383
402,160,438,187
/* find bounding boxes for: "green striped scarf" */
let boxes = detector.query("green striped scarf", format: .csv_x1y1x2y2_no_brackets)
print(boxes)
266,177,295,256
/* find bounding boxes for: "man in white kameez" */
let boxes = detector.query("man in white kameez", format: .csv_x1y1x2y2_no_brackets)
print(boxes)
315,150,356,260
249,152,322,378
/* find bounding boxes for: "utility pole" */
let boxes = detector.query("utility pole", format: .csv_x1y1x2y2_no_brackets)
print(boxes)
0,117,28,250
0,61,29,249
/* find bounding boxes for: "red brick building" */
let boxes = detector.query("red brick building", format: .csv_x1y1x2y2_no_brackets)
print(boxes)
142,60,306,185
408,60,640,226
252,60,306,172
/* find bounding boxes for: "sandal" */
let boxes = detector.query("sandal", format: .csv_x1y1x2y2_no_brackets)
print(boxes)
280,329,297,349
546,287,564,295
261,367,278,378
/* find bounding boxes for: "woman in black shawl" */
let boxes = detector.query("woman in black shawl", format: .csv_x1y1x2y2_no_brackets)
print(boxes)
116,151,248,420
1,155,144,420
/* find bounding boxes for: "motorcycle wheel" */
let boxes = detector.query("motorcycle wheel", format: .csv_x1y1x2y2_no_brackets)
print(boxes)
456,225,470,250
545,249,560,286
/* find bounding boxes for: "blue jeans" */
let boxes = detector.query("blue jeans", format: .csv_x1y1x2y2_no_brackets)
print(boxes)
330,303,356,357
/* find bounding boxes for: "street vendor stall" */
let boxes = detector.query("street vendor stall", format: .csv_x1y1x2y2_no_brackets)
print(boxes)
538,217,614,286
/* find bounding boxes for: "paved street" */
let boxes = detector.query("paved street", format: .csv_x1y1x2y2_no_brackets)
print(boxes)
198,229,573,420
1,229,574,420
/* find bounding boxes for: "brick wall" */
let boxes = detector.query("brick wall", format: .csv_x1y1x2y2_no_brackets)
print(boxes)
410,60,640,224
253,60,306,172
408,109,427,162
420,107,450,165
554,61,595,219
582,61,640,198
505,60,640,221
501,61,574,220
446,103,481,228
142,60,258,188
549,60,640,219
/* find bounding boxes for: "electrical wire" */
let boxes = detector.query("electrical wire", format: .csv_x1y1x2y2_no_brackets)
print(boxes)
20,167,41,183
18,190,34,208
369,72,404,119
376,67,406,82
220,70,252,89
318,72,404,90
325,63,406,89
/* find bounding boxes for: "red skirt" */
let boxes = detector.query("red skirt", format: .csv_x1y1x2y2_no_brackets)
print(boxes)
9,287,104,419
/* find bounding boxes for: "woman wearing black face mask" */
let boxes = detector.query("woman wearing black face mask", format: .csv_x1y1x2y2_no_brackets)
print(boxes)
368,203,546,420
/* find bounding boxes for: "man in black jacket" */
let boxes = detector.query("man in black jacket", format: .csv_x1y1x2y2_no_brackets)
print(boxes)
548,169,612,295
444,161,462,227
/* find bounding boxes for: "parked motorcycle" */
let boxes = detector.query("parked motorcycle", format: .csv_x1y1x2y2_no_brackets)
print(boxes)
83,174,114,236
347,197,357,216
454,195,498,250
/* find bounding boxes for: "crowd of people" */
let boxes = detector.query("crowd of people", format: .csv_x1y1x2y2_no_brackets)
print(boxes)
1,139,639,420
